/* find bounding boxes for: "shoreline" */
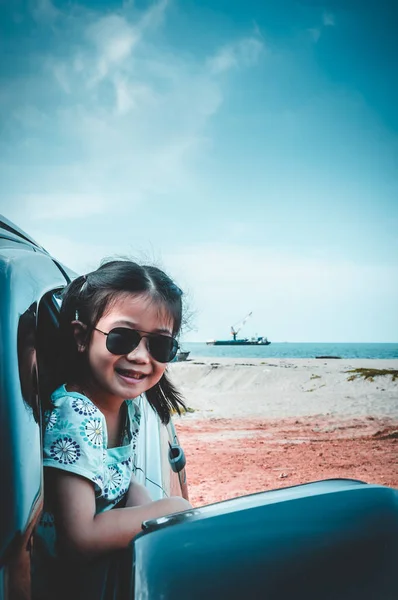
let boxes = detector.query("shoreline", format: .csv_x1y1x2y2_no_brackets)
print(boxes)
174,356,398,366
169,357,398,420
170,358,398,506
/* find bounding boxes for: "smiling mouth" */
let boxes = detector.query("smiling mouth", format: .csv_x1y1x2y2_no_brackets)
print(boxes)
116,368,147,381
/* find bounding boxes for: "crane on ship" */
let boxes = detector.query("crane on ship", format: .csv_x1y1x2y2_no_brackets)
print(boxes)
206,311,270,345
230,311,252,341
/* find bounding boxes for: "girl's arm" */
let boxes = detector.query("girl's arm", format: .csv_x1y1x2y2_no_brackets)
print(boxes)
50,470,191,559
124,473,153,507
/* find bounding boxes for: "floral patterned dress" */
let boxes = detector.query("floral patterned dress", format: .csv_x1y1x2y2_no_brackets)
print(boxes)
33,385,141,595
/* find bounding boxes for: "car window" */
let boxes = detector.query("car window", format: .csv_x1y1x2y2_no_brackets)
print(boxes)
37,289,64,412
17,303,40,424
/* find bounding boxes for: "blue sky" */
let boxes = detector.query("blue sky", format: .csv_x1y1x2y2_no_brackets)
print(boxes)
1,0,397,343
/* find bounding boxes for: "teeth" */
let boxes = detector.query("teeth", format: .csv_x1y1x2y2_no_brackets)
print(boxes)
118,368,145,379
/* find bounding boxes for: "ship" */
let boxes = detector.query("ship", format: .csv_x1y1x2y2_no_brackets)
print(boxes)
206,312,271,346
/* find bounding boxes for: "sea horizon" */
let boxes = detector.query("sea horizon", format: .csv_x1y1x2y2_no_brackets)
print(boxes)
179,342,398,360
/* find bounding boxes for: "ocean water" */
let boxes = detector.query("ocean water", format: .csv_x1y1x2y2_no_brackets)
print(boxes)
180,342,398,360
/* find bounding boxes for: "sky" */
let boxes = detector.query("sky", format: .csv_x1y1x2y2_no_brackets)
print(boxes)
0,0,397,343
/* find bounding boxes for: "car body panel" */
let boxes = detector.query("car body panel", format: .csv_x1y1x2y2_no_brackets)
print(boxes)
134,395,165,501
134,396,188,502
0,217,48,252
0,243,69,600
0,248,67,560
133,479,398,599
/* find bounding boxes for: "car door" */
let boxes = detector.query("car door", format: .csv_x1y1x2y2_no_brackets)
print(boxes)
134,396,189,502
0,241,69,600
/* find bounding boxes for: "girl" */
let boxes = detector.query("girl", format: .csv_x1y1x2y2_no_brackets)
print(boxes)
34,260,191,593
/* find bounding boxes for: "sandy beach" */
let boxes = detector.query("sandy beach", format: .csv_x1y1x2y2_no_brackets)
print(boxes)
169,358,398,506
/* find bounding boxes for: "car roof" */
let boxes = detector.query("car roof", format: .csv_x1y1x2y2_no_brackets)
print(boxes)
0,215,79,281
0,214,48,254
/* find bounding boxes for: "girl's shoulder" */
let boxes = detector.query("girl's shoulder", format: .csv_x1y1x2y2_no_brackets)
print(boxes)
49,385,103,421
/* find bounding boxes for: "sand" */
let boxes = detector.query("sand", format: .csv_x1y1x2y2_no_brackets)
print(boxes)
168,358,398,506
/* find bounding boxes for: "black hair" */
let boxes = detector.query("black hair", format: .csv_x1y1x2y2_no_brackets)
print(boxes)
55,260,186,424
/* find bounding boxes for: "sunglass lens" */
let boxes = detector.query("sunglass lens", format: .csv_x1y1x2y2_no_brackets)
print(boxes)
149,336,179,363
105,328,178,362
106,328,141,355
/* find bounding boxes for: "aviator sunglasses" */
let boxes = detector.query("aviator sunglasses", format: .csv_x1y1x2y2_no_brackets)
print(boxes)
94,327,179,363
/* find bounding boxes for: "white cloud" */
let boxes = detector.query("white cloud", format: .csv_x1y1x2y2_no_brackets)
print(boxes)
308,12,335,43
113,78,154,115
5,0,259,220
323,12,335,27
139,0,169,30
32,0,60,23
308,28,321,43
209,47,237,73
208,37,264,74
86,15,140,84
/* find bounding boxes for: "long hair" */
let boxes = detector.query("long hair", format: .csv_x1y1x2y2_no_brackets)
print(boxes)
54,260,186,424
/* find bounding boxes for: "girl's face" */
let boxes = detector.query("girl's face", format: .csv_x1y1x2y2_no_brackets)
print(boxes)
79,293,174,403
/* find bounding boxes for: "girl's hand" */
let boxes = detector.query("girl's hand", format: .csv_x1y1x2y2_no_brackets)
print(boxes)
49,470,192,559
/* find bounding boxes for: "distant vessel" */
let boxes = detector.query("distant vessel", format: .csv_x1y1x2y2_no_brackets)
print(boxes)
176,350,190,361
207,337,271,346
206,312,271,346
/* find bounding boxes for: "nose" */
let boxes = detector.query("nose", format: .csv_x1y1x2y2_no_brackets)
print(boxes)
126,336,150,363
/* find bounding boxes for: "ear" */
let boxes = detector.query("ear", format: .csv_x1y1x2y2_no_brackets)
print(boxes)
71,320,88,353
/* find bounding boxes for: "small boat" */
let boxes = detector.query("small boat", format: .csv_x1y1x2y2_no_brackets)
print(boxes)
175,351,190,362
206,312,271,346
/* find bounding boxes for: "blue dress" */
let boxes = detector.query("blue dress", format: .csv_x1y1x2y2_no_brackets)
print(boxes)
33,385,141,596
